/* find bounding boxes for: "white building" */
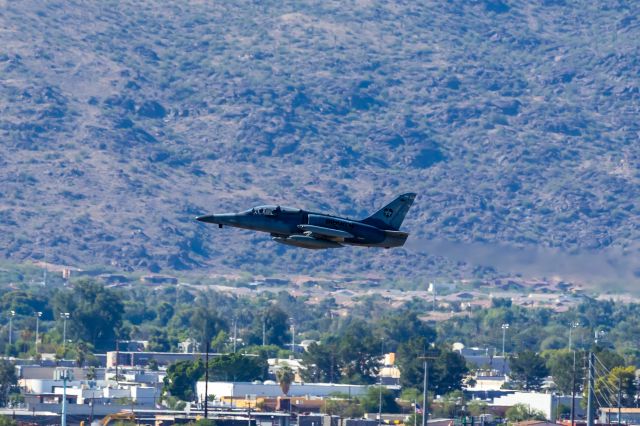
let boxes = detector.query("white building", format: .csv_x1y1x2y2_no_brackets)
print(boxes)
467,375,507,391
197,381,368,403
492,392,583,420
50,384,160,407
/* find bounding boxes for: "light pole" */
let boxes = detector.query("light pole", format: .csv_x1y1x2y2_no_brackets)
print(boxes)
501,324,509,357
9,311,15,346
378,339,384,426
60,312,70,351
61,369,69,426
35,311,43,354
420,351,439,426
233,317,237,353
422,358,428,426
568,322,579,350
290,317,295,356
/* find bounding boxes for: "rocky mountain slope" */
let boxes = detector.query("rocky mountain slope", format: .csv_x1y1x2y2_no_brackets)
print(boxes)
1,0,639,283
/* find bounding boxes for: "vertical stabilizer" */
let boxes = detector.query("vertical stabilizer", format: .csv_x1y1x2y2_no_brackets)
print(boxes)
361,193,417,230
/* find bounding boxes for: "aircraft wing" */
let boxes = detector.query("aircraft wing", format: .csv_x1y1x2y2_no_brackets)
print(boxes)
297,224,353,239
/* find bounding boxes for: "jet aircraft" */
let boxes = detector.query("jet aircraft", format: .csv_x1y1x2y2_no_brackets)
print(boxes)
196,193,416,249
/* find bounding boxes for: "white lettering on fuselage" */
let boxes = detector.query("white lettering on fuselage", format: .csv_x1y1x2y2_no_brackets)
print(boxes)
324,218,354,229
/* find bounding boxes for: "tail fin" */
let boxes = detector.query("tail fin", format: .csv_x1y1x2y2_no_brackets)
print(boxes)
361,193,417,230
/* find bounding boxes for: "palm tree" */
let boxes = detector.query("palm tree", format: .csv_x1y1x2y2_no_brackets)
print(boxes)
276,366,295,395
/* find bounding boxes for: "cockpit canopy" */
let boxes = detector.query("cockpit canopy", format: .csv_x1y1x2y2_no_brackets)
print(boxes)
248,205,300,216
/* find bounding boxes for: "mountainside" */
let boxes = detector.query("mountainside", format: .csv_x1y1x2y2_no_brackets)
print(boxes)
1,0,639,283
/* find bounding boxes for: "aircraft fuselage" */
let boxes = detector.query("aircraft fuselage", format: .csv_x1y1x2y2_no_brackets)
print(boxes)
196,193,416,250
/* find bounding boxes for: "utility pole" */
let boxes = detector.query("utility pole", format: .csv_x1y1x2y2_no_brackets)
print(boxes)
9,311,15,346
205,339,210,419
420,352,438,426
422,358,428,426
35,312,42,354
378,380,383,426
378,339,384,426
570,351,576,426
61,370,68,426
618,376,622,426
587,352,595,426
262,317,266,346
233,318,237,353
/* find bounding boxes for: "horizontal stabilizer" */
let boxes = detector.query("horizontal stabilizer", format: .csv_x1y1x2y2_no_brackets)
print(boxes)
297,224,353,239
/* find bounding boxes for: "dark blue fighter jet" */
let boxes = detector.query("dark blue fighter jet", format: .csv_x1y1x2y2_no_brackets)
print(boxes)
196,193,416,249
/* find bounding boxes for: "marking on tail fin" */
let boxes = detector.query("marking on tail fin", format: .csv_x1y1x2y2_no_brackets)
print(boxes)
361,192,417,231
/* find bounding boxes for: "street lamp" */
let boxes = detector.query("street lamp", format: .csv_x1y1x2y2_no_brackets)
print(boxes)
501,324,510,357
568,322,579,350
35,311,43,354
60,312,70,350
9,311,15,346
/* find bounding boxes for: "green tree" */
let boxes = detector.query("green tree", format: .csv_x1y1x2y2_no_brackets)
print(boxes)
0,416,17,426
301,341,341,383
248,306,290,347
156,302,175,326
509,350,548,391
399,388,421,403
210,331,229,353
397,340,467,395
432,390,464,418
74,341,95,367
467,400,489,416
276,366,295,395
432,350,468,395
190,420,216,426
377,312,436,351
165,396,187,410
53,280,124,350
208,353,266,382
595,366,636,409
323,398,365,418
0,361,17,407
163,359,204,402
147,328,172,352
190,307,225,351
545,350,585,395
505,403,546,422
359,386,400,414
337,321,379,384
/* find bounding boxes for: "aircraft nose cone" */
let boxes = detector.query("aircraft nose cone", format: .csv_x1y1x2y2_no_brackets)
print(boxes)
196,215,217,223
